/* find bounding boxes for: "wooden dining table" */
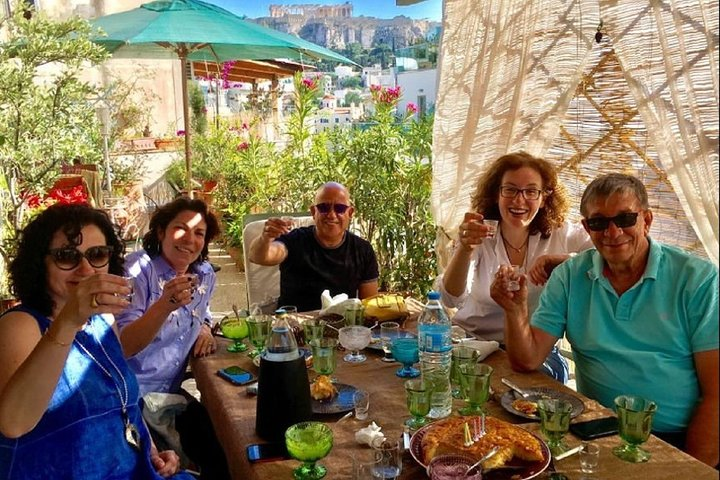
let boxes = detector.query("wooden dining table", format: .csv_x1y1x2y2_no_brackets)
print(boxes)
191,322,718,479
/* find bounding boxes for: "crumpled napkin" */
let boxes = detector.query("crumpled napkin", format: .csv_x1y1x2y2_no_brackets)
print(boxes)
355,421,385,447
319,289,361,316
457,339,500,360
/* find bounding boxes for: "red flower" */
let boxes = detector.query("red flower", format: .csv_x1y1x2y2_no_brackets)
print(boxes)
406,102,418,114
237,142,249,151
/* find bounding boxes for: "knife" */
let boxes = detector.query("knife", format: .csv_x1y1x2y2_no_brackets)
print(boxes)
554,444,584,461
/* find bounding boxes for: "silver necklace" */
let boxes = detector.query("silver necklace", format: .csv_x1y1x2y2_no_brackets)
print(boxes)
73,320,142,451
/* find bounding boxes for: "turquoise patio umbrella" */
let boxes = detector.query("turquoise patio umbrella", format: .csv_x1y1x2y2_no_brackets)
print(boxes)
90,0,353,194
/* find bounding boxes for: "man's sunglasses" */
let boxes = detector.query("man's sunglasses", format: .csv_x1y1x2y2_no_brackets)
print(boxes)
314,203,350,215
584,212,640,232
48,245,115,270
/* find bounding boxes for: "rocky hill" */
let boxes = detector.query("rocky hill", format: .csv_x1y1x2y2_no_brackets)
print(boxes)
254,15,440,51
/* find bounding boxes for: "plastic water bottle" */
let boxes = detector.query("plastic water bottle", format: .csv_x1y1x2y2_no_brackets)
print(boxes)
417,291,452,419
263,309,300,361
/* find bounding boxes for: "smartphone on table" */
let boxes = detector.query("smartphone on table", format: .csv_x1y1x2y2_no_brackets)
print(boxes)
569,416,619,440
217,365,256,385
246,443,291,463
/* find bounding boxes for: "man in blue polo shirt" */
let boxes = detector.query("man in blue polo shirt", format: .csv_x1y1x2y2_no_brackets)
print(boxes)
491,173,718,466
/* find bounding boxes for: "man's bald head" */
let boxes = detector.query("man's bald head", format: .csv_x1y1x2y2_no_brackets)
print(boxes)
314,182,351,205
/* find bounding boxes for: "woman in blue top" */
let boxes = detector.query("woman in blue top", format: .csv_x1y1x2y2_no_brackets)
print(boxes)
0,203,192,480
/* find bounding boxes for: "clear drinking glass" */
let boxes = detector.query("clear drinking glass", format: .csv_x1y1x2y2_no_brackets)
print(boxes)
613,395,657,463
372,438,403,479
380,321,400,362
579,441,600,473
353,389,370,420
506,265,524,292
482,219,498,239
338,326,372,363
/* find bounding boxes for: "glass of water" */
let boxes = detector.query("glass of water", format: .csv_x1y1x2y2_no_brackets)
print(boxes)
372,438,403,479
380,321,400,362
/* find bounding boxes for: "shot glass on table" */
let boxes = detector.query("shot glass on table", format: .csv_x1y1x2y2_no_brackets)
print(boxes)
353,389,370,420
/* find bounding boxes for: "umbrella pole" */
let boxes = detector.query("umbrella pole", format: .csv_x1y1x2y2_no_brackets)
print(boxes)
179,48,193,198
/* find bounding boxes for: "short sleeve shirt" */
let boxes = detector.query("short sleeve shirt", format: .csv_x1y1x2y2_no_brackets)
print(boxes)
532,239,719,431
277,226,379,311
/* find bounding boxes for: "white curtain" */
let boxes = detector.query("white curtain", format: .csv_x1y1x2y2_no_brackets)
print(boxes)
432,0,600,266
432,0,719,266
601,0,719,264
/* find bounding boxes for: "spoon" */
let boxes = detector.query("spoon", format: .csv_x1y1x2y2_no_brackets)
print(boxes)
466,446,501,474
501,377,531,399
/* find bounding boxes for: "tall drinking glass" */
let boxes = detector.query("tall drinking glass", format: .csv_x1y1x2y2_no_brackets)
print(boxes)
613,395,657,463
372,439,403,479
537,398,573,455
246,314,272,357
309,338,337,380
458,362,493,415
380,322,400,362
303,319,325,345
344,304,365,326
451,346,475,398
404,379,431,429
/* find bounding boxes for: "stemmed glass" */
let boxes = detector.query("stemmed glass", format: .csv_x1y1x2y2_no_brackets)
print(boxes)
338,326,372,363
219,312,249,352
391,337,420,378
404,379,431,429
613,395,657,463
285,421,333,480
458,362,493,415
246,314,272,358
537,398,573,456
309,338,337,380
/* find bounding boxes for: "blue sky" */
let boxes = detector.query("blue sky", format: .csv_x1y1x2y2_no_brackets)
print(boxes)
210,0,442,21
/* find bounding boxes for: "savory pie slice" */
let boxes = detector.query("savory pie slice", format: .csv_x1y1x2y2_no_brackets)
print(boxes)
420,416,544,468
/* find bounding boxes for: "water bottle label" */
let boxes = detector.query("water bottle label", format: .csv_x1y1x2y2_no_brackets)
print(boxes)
418,326,452,353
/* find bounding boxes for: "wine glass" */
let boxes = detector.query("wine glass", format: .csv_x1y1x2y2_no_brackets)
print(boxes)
309,338,337,380
536,398,574,456
404,379,431,429
613,395,657,463
220,313,249,352
246,314,272,357
337,326,371,363
285,421,333,480
391,337,420,378
458,362,493,415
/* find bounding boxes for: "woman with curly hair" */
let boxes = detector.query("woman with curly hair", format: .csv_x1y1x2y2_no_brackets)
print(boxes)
117,196,229,479
0,203,191,479
439,152,593,381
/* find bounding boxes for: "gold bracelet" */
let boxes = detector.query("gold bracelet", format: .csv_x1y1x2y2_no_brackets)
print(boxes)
44,330,73,347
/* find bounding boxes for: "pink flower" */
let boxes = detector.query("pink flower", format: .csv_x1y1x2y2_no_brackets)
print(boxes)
237,142,249,151
176,130,185,136
370,84,381,92
302,78,317,90
406,102,418,114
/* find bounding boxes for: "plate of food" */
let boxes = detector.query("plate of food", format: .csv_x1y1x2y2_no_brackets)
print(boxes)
368,329,417,351
410,415,550,479
309,376,357,415
500,387,585,421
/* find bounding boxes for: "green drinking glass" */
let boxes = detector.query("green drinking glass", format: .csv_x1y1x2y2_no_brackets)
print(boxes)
246,314,272,357
285,421,333,480
458,362,493,416
404,379,432,430
537,398,574,456
219,313,249,352
309,338,337,378
303,319,326,346
451,346,475,399
613,395,657,463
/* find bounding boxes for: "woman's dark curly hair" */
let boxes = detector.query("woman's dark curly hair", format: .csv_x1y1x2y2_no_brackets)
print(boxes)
9,203,125,316
142,197,219,265
470,151,569,238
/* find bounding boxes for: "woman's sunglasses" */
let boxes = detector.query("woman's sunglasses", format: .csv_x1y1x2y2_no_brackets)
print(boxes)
314,203,350,215
48,245,115,270
584,212,640,232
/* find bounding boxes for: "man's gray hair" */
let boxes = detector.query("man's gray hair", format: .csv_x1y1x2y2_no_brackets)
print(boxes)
580,173,649,217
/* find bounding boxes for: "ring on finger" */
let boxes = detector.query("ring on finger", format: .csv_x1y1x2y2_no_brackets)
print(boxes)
91,294,99,308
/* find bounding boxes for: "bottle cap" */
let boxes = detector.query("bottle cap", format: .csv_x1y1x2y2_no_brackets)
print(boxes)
427,291,440,300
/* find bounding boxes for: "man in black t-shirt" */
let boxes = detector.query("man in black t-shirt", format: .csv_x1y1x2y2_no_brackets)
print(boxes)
248,182,379,311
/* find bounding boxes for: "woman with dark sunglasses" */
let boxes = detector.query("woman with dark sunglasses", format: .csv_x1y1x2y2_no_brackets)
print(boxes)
248,181,379,311
0,203,192,479
439,152,593,382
